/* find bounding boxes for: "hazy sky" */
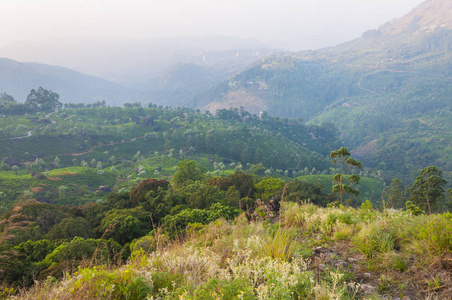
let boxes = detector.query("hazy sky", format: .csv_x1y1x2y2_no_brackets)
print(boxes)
1,0,425,49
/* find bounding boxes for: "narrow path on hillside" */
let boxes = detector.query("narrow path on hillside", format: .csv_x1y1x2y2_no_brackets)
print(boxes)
288,144,304,169
22,121,191,165
276,133,304,170
47,121,191,159
0,130,34,141
0,109,58,141
41,134,148,160
357,81,380,95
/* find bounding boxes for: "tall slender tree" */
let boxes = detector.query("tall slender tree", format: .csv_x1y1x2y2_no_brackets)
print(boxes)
330,147,362,204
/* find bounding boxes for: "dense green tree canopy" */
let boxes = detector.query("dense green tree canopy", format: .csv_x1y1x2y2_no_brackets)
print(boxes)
283,180,333,206
206,171,255,198
409,166,447,212
45,217,95,241
25,87,62,110
0,92,16,104
173,160,204,188
99,207,152,244
383,178,405,209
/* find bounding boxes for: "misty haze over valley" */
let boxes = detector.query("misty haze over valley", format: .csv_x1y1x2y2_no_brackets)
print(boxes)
0,0,425,106
0,1,451,299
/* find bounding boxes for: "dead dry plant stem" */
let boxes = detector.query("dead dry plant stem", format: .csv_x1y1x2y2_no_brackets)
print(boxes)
279,183,288,224
150,213,156,229
426,194,432,215
90,221,117,267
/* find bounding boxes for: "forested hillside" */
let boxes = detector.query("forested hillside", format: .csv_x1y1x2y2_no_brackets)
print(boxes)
190,0,452,186
1,93,371,210
0,1,451,298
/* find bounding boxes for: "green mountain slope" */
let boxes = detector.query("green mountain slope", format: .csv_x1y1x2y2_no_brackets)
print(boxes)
192,0,452,184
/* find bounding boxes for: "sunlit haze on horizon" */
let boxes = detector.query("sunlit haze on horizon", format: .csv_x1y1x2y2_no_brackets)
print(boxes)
1,0,425,50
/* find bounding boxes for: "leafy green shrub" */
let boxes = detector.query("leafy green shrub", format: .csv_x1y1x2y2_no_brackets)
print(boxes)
151,271,184,296
128,179,171,220
99,207,152,244
405,201,424,216
68,266,152,299
326,213,338,226
45,217,95,241
162,203,238,237
13,239,56,263
337,211,357,225
43,237,121,265
207,203,239,221
130,235,157,253
360,200,373,210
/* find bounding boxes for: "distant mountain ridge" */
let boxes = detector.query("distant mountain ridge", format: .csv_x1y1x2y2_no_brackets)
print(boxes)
0,36,277,108
0,36,277,86
193,0,452,117
0,58,136,105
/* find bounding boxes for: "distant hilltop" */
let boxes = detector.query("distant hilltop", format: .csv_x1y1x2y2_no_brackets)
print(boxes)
379,0,452,35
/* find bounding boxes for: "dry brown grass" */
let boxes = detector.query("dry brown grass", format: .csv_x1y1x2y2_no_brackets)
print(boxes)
46,177,62,182
59,172,78,176
29,187,44,193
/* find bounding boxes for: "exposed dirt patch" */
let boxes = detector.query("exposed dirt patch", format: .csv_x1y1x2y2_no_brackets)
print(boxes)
30,187,44,193
417,118,427,125
308,240,452,299
351,139,379,158
59,171,78,176
47,177,62,182
204,89,265,115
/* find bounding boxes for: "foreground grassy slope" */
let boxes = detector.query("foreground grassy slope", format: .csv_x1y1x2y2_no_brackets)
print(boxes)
12,202,452,300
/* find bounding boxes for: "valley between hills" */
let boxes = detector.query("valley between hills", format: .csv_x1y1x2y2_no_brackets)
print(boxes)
0,0,451,299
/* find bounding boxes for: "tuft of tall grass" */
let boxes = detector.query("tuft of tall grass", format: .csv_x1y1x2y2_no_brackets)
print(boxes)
417,213,452,254
283,203,306,227
333,223,356,241
353,222,396,260
260,227,298,261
